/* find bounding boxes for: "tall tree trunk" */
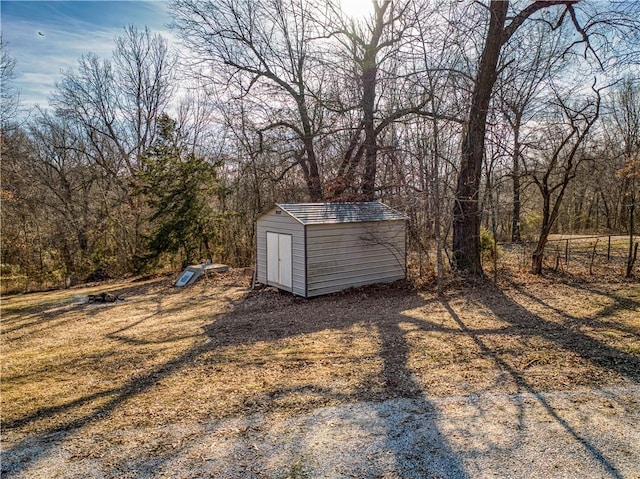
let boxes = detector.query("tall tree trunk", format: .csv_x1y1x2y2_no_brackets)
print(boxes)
531,196,551,274
511,114,522,242
600,190,612,230
453,1,508,274
431,115,444,293
304,140,324,202
299,93,324,202
360,13,383,201
532,171,576,274
627,189,636,278
620,176,631,230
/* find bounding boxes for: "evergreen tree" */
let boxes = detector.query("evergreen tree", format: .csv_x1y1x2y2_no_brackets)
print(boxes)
137,113,222,269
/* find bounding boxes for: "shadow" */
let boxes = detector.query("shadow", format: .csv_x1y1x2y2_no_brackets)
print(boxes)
504,279,640,338
3,277,213,349
1,279,170,338
4,277,638,478
2,284,444,477
103,299,204,346
1,279,245,476
2,339,216,475
566,282,640,336
1,351,120,387
105,281,637,478
460,282,640,478
2,282,470,478
199,285,467,476
107,284,469,479
488,283,640,381
1,301,87,336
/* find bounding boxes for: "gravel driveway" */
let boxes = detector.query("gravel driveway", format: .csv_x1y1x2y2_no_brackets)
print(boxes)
8,383,639,478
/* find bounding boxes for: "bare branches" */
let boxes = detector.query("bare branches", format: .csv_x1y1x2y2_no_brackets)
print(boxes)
173,0,327,200
0,38,20,126
503,1,577,43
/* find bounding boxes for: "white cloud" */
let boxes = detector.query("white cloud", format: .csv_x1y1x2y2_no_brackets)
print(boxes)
2,1,175,113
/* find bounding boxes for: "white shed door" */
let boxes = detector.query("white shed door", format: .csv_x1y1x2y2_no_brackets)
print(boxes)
266,232,279,284
266,232,292,289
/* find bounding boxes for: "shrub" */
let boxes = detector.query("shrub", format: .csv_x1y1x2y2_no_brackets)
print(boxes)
480,228,502,259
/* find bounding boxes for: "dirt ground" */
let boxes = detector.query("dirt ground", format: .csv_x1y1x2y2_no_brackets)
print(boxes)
2,268,639,478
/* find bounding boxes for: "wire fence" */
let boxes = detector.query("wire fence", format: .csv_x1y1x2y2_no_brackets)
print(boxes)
4,234,637,295
496,234,638,278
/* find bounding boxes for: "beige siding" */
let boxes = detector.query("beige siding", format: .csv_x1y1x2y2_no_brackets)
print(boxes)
256,210,305,295
305,220,406,297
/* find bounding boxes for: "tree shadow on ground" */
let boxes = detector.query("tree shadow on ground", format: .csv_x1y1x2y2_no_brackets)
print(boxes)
455,282,639,478
1,279,170,337
2,282,469,478
2,323,242,478
1,278,245,473
195,283,469,478
507,279,640,337
3,279,639,478
93,280,638,478
481,282,640,382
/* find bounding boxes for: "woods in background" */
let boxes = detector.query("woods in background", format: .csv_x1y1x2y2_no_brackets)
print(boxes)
1,0,639,290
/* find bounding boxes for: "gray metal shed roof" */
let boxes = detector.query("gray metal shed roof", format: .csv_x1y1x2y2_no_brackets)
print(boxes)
274,202,407,225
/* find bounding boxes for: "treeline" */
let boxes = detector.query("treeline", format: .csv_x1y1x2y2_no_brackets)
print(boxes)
1,0,639,289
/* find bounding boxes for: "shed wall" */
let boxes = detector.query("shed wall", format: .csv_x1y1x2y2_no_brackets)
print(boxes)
256,211,305,295
305,220,406,297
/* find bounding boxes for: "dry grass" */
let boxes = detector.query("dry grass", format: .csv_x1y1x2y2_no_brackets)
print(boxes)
2,264,639,474
494,234,637,279
2,272,248,436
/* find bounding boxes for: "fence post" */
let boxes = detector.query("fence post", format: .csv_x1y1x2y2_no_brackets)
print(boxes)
565,239,569,268
607,235,611,262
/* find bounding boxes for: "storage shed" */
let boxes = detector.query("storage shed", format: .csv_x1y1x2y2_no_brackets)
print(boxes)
256,202,407,297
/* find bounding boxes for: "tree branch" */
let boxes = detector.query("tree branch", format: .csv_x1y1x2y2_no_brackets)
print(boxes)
503,1,578,44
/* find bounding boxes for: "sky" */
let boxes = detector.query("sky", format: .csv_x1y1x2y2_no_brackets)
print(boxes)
1,0,374,112
1,0,174,110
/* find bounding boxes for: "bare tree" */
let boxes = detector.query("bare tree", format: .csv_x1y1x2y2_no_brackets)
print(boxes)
0,37,20,127
172,0,328,201
412,0,469,290
330,0,411,200
325,0,455,201
28,111,98,276
526,84,602,274
0,127,44,287
451,0,639,275
1,111,100,284
52,26,176,266
54,26,176,175
608,77,640,277
113,26,177,161
454,1,563,274
497,22,564,243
